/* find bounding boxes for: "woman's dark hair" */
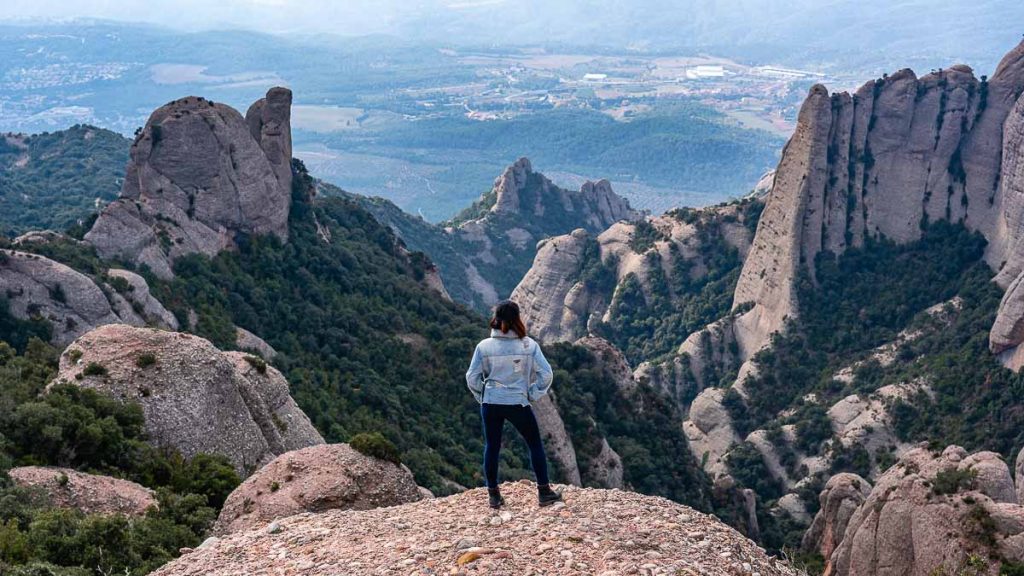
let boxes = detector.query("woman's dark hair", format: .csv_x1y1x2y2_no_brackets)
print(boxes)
490,300,527,339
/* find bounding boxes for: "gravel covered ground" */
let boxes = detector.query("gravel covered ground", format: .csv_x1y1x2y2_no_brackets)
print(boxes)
155,481,801,576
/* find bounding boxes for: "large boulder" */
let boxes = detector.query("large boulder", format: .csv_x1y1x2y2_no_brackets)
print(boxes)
1017,448,1024,504
213,443,423,535
155,483,802,576
105,268,179,330
801,473,871,561
682,387,737,478
85,88,293,279
52,324,323,476
828,445,1024,576
9,466,156,517
0,250,147,345
235,326,277,360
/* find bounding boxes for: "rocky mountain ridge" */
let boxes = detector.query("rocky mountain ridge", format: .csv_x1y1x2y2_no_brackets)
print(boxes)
648,39,1024,475
357,157,644,311
727,40,1024,370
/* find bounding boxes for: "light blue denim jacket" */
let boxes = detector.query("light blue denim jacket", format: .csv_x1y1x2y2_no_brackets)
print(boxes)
465,329,554,405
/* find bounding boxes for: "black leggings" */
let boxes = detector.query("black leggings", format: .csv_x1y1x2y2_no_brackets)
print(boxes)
481,403,549,489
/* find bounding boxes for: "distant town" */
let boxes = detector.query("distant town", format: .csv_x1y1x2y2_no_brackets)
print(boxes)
406,49,833,136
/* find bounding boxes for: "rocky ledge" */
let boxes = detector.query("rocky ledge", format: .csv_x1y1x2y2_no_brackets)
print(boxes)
155,482,799,576
9,466,157,517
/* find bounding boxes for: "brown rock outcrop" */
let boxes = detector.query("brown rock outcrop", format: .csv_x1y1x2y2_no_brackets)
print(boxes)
828,445,1024,576
801,473,871,561
52,325,323,476
85,88,293,279
9,466,157,517
213,443,423,535
154,482,802,576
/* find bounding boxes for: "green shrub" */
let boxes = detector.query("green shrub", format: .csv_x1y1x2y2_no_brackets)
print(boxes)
1002,560,1024,576
243,355,267,374
932,468,977,496
349,432,401,464
80,363,106,377
135,353,157,369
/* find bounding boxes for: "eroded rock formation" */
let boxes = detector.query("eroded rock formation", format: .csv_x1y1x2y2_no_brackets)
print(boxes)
214,443,423,535
449,158,642,309
723,41,1024,368
106,268,180,330
0,250,148,345
52,324,323,476
513,203,756,352
827,445,1024,576
9,466,157,517
85,88,293,278
801,473,871,562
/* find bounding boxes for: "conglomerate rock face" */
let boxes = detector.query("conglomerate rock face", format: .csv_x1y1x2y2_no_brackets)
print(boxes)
0,250,150,345
155,482,802,576
801,473,872,562
52,324,322,476
1017,447,1024,504
84,88,293,279
718,41,1024,368
9,466,157,517
214,443,424,536
826,445,1024,576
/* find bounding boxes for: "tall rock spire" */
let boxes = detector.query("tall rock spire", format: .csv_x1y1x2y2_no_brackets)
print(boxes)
85,87,294,278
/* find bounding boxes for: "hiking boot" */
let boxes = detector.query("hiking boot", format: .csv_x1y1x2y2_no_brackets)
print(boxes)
488,488,505,509
538,484,563,507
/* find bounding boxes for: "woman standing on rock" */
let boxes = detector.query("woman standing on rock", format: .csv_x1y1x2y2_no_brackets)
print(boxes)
466,300,563,509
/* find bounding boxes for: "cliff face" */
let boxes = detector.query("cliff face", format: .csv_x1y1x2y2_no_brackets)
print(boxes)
85,88,293,279
726,41,1024,367
514,203,756,351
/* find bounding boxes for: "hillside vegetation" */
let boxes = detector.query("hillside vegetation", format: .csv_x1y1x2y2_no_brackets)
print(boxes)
0,126,128,236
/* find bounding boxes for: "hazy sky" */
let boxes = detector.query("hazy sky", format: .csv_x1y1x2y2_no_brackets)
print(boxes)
2,0,1022,73
0,0,452,34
